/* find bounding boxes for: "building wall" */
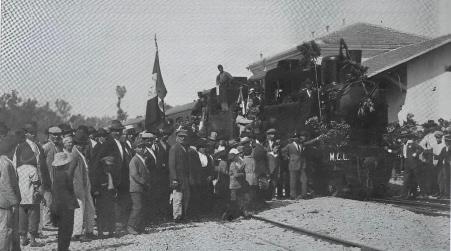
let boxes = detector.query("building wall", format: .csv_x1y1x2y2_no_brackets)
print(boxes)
399,43,451,123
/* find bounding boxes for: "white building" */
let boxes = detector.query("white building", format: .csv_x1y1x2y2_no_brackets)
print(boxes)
363,34,451,124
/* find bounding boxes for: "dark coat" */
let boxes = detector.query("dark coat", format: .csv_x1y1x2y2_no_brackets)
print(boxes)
15,140,52,191
188,148,202,186
252,142,269,176
52,165,79,211
97,136,130,192
89,142,104,194
168,143,190,189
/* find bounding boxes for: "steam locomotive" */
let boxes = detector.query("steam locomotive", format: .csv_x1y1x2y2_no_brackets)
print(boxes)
165,39,392,198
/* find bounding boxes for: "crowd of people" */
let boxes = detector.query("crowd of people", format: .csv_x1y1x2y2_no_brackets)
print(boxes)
388,118,451,199
1,118,320,251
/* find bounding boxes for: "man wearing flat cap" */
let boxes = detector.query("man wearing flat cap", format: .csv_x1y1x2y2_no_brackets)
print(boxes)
168,127,191,221
127,138,150,234
41,126,63,229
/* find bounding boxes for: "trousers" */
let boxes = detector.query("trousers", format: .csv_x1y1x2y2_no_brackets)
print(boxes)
73,190,95,236
115,191,131,229
18,204,40,235
128,193,143,231
56,208,74,251
95,188,116,234
289,169,308,198
171,187,190,220
0,206,20,251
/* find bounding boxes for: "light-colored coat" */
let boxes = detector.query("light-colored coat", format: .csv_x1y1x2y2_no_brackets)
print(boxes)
243,156,257,186
0,156,21,209
129,154,150,193
282,142,306,171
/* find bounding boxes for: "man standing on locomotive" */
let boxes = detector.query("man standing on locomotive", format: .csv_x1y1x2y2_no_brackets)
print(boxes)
216,64,233,111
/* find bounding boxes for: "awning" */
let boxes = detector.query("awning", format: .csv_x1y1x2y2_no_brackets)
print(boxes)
248,71,267,81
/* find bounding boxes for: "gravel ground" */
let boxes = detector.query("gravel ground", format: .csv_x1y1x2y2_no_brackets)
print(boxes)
22,197,449,251
258,197,450,251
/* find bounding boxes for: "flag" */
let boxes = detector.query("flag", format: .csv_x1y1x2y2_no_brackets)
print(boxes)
145,49,167,131
236,86,246,115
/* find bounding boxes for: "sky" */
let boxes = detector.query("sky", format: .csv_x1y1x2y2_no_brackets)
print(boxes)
1,0,450,118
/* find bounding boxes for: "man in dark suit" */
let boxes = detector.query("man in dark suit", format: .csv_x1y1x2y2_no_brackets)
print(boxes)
97,120,131,233
152,131,171,221
168,128,191,221
437,134,451,198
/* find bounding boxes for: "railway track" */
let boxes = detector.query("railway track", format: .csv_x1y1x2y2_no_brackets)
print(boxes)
246,215,382,251
372,198,450,217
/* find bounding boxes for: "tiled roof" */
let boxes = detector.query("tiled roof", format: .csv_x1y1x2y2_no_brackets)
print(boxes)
363,34,451,77
317,22,429,47
248,22,428,70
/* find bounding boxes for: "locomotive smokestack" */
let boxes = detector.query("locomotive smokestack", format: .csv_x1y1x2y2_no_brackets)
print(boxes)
326,25,330,33
311,31,315,38
342,18,346,26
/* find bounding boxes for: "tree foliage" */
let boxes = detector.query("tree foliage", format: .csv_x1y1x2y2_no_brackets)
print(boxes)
0,90,114,142
115,85,128,121
55,99,72,122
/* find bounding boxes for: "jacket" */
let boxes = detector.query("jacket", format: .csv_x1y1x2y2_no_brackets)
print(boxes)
42,141,62,182
168,143,190,189
0,156,21,209
252,142,269,176
68,147,91,199
229,159,245,189
188,147,202,186
243,156,257,186
97,136,130,192
52,165,79,211
129,154,150,193
282,142,306,171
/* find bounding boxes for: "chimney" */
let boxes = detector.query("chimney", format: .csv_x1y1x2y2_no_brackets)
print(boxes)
326,25,330,33
342,18,346,26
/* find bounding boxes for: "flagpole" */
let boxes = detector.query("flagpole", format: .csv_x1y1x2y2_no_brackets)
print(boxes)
154,33,165,122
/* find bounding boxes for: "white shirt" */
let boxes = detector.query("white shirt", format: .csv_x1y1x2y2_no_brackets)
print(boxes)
90,139,97,148
114,139,124,160
198,152,209,168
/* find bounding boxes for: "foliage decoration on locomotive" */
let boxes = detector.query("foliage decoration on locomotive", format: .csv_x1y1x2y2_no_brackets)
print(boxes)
175,39,392,198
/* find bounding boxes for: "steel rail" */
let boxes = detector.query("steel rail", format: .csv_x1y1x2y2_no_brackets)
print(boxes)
372,198,450,211
250,215,383,251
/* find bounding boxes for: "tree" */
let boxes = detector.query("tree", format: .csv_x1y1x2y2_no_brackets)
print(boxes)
55,99,72,122
115,85,128,121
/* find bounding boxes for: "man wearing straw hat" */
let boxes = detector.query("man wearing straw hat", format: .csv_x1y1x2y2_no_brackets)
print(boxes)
51,152,78,251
